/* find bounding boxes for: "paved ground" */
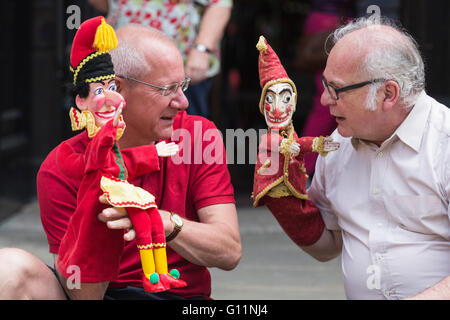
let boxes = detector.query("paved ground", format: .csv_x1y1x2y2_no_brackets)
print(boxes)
0,198,346,300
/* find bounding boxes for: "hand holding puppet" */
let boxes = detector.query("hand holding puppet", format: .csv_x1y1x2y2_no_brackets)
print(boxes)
252,36,339,246
56,16,186,292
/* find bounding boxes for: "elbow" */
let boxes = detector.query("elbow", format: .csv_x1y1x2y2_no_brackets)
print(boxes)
219,242,242,271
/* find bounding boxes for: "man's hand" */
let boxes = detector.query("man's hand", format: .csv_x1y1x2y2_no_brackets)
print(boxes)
98,195,174,240
98,195,135,241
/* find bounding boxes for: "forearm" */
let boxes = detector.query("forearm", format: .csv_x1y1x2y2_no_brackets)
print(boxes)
161,204,242,271
406,275,450,300
300,228,342,262
195,5,232,49
53,254,109,300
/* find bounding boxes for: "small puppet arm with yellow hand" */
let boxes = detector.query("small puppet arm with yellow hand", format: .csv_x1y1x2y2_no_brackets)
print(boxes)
55,17,185,299
252,35,339,247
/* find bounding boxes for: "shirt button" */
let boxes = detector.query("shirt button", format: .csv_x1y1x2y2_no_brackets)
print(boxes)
375,252,383,261
384,290,390,297
377,223,383,228
373,188,380,195
377,152,384,157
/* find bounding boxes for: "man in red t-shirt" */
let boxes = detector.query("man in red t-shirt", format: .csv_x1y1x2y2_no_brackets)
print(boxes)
0,24,241,300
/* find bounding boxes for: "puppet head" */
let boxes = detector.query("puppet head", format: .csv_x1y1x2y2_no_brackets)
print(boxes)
256,36,297,131
69,16,125,136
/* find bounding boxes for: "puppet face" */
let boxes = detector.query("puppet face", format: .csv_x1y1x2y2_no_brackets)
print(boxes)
76,79,124,127
263,82,296,130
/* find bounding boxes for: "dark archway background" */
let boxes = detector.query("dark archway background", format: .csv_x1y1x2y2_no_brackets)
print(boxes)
0,0,448,219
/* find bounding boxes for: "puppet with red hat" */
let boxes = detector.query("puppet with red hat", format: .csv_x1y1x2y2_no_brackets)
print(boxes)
56,16,186,294
252,36,340,246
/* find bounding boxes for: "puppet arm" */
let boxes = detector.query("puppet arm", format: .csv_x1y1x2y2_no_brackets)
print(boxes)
56,142,86,180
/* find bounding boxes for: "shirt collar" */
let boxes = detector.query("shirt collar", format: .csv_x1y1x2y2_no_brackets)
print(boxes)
394,91,431,153
351,91,430,153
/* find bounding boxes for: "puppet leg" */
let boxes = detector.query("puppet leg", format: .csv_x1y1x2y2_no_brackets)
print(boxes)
126,207,166,293
148,208,187,289
264,195,325,247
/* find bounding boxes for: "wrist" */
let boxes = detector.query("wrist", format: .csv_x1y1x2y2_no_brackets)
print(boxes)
193,43,213,54
166,212,183,242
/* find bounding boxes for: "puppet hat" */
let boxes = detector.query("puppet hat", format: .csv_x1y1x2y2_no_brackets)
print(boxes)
256,35,297,114
70,16,118,86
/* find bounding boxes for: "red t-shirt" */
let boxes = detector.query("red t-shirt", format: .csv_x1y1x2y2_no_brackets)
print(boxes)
38,111,235,298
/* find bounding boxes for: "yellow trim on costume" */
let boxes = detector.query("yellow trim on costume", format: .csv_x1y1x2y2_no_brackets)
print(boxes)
69,107,124,139
69,107,99,137
282,130,309,200
71,51,104,85
101,176,157,209
312,136,328,157
253,176,284,207
85,74,115,83
267,182,292,198
137,244,153,250
152,243,167,248
256,159,271,175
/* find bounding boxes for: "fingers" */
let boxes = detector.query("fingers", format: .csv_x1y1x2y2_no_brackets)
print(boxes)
97,195,135,241
124,228,136,241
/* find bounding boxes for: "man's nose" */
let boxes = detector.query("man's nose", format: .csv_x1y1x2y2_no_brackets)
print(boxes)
104,90,125,109
170,87,189,111
320,88,334,107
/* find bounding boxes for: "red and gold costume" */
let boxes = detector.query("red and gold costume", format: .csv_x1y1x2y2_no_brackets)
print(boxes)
56,16,185,292
252,36,326,246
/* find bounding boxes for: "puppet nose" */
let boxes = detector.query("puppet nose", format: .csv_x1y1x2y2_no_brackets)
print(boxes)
271,107,283,118
104,90,126,109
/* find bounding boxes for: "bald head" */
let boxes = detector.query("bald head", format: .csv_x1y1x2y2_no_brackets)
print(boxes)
111,24,181,80
328,16,425,108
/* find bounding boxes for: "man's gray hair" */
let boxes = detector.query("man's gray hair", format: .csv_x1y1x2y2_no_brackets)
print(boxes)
329,15,425,109
110,24,157,80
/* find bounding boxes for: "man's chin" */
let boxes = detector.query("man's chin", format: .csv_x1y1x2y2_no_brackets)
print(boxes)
337,126,352,138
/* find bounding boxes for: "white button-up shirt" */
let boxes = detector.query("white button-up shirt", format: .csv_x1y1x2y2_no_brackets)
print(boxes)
308,91,450,299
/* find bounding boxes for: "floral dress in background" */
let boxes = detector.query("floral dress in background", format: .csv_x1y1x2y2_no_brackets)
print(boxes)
107,0,233,79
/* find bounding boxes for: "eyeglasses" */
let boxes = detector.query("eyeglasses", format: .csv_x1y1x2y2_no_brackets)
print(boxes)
321,74,386,100
117,75,191,96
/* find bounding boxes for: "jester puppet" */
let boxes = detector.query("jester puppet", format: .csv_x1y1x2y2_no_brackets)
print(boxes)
56,16,186,292
252,36,340,246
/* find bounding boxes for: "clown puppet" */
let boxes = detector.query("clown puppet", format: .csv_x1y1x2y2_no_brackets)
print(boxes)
56,16,186,293
252,36,339,247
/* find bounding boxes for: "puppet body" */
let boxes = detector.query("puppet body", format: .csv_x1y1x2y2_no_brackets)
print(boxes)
252,36,339,246
56,16,185,292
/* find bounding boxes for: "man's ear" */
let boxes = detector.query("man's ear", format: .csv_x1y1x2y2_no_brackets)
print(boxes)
382,80,399,112
75,95,87,111
115,77,123,93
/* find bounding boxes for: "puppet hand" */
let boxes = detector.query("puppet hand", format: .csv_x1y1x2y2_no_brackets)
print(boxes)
113,102,125,128
288,142,301,157
155,141,179,157
98,194,135,241
323,137,340,152
280,138,300,157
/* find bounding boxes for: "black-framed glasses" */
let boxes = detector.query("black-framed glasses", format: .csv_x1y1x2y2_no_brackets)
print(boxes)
117,75,191,96
321,74,386,100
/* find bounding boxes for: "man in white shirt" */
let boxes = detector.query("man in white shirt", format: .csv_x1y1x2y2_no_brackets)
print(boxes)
289,16,449,299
